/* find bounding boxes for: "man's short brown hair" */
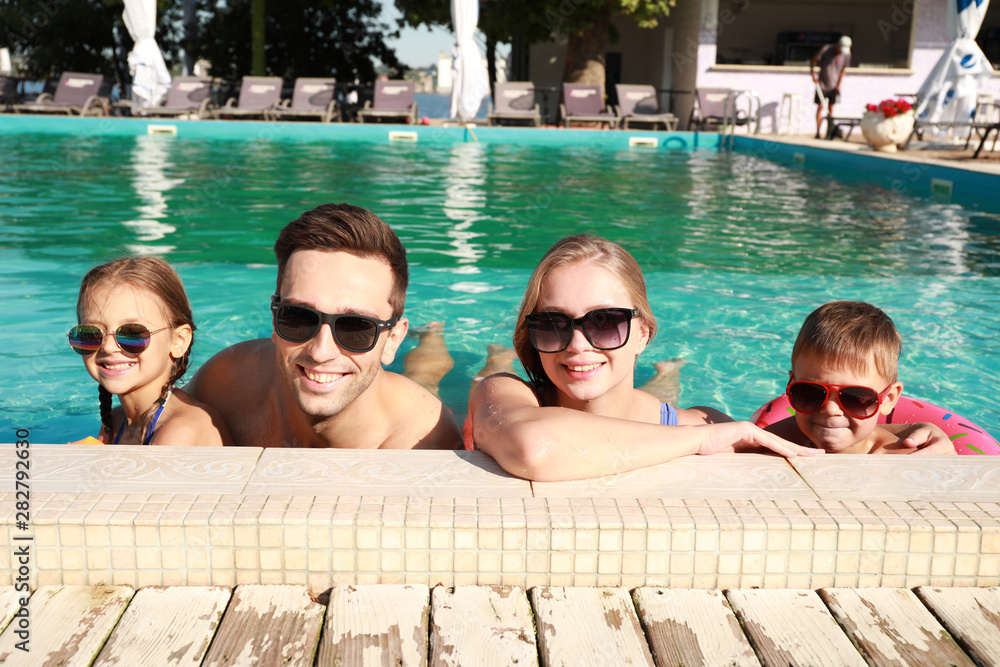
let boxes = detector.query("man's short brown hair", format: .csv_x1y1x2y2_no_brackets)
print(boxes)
792,301,902,382
274,203,408,318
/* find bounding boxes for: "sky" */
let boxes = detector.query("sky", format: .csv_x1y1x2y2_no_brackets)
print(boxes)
379,0,489,69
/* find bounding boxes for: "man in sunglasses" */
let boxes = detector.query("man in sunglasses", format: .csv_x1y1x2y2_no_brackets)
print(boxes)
187,203,463,450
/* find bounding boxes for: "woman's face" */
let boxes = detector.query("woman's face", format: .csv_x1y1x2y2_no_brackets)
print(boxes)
534,261,649,408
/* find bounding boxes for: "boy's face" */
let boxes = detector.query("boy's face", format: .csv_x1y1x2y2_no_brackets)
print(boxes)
789,350,902,453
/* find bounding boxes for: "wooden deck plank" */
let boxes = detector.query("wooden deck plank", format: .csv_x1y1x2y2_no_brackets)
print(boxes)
916,586,1000,667
94,586,232,666
201,584,324,667
531,587,654,667
318,584,430,667
726,589,866,667
0,585,134,666
820,587,975,667
429,585,538,667
0,589,22,636
633,587,760,667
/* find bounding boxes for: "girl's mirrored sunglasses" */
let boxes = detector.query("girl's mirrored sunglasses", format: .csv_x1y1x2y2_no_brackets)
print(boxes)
525,307,638,353
786,380,891,420
271,297,397,353
67,324,170,356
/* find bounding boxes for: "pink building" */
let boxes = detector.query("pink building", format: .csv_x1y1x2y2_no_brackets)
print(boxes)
526,0,1000,131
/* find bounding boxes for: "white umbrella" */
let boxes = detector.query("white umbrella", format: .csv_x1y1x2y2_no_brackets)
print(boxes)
915,0,994,137
449,0,490,122
123,0,172,110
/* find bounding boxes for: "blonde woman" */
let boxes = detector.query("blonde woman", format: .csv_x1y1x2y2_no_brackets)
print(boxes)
469,234,944,481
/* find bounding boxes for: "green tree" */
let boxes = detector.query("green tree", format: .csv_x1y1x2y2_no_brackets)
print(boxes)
550,0,674,84
1,0,182,93
395,0,675,87
197,0,401,83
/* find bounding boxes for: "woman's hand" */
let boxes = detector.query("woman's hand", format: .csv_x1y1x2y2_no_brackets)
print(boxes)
697,421,823,459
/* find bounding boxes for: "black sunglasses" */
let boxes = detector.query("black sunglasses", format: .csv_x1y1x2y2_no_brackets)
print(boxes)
525,307,638,353
786,380,891,420
68,323,170,356
270,297,397,352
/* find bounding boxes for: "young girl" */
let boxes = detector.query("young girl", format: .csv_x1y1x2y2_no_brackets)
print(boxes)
69,257,230,446
469,234,946,481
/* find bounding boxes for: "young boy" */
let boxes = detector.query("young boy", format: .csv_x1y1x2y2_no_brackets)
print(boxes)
767,301,954,454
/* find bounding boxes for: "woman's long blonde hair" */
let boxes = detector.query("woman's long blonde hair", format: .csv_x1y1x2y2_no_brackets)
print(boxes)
512,234,656,390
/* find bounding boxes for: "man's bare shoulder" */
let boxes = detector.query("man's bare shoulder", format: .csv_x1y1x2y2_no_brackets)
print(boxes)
186,339,276,409
380,371,462,450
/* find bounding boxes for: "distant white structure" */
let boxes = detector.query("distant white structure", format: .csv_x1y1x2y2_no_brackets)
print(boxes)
0,48,11,73
436,50,507,94
437,51,453,93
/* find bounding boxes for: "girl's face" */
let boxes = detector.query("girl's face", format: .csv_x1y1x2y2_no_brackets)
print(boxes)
77,284,190,402
534,261,649,409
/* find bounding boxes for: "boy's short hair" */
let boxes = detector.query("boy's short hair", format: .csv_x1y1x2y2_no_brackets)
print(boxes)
274,203,408,318
792,301,901,382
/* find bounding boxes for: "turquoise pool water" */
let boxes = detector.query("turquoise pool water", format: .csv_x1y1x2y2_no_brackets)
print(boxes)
2,131,999,443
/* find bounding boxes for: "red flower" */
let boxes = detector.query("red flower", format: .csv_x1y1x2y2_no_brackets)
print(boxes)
867,98,913,119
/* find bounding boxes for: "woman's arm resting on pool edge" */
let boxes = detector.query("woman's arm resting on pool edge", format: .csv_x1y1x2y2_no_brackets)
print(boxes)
469,374,820,481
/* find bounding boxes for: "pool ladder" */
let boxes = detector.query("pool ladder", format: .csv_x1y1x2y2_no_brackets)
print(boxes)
721,90,761,151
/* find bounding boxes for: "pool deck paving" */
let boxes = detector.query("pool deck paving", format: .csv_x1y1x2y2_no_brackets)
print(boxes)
1,446,999,662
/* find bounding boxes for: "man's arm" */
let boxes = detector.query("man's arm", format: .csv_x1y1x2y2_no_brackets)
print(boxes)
382,372,462,450
184,340,272,444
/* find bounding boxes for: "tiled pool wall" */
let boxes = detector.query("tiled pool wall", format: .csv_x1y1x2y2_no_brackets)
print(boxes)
1,447,998,591
732,135,1000,214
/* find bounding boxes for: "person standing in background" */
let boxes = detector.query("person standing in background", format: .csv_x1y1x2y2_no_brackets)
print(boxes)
811,36,852,138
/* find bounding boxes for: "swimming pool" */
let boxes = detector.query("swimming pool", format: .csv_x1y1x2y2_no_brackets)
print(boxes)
2,123,998,444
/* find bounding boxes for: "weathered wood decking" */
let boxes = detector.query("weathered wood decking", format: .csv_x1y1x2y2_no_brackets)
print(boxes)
0,584,998,666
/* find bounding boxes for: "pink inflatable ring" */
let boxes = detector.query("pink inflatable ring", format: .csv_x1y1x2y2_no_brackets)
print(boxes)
751,394,999,455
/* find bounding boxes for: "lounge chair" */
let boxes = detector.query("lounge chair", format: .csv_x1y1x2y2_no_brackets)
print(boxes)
212,76,283,120
135,76,214,119
266,78,340,123
689,88,750,131
487,82,541,127
560,83,618,129
614,84,678,131
357,80,418,124
12,72,107,116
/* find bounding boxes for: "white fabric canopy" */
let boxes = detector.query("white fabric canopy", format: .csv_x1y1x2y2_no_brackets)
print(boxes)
915,0,994,136
449,0,490,122
123,0,171,109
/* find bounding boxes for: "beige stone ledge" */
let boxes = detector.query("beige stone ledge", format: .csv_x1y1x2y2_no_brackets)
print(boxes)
2,445,998,590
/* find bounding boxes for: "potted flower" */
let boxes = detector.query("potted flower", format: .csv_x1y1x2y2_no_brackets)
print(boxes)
860,98,915,152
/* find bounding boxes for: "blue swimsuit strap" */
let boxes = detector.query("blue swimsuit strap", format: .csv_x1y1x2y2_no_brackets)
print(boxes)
112,389,172,446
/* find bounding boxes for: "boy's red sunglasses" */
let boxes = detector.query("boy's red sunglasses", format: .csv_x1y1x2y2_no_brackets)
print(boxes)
786,380,892,420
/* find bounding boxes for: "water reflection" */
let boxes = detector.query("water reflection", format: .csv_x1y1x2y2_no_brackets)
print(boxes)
122,135,183,255
440,142,488,267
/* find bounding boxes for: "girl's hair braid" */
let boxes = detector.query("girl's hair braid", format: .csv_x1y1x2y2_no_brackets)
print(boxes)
98,384,114,439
